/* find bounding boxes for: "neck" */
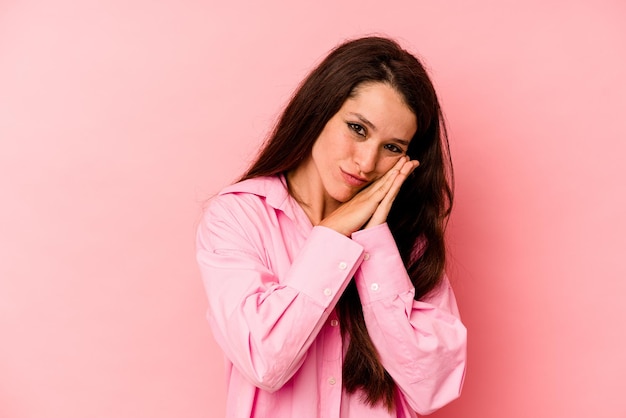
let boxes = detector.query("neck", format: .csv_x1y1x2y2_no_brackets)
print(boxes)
286,165,339,225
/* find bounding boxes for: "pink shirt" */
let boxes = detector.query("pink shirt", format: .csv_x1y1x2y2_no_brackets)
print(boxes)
196,175,466,417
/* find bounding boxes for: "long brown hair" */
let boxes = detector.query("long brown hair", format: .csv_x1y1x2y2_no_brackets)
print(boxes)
241,36,453,410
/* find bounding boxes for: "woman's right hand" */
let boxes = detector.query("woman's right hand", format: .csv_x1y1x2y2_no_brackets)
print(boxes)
319,156,419,236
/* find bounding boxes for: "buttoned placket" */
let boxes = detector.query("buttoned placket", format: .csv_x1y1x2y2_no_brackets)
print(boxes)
320,310,343,417
287,191,347,417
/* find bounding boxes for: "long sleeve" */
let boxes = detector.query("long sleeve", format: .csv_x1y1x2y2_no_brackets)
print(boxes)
351,224,467,415
196,194,365,392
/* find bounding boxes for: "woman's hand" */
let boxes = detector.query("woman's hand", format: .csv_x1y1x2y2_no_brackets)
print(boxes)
364,156,419,229
319,157,419,236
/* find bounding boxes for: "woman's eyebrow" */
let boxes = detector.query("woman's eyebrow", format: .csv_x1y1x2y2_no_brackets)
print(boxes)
349,112,377,131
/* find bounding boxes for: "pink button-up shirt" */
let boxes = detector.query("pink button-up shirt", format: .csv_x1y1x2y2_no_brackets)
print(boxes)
196,175,466,418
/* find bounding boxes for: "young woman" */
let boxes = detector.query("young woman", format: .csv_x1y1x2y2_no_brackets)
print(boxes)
196,36,467,417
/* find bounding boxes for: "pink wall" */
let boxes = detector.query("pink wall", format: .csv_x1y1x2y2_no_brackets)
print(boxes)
1,1,625,417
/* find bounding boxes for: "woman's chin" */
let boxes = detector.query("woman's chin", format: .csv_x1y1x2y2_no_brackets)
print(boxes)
330,190,358,204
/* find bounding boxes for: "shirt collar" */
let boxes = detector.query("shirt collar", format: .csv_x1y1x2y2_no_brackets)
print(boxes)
219,175,310,228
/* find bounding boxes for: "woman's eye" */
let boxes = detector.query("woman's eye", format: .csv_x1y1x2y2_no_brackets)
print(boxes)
348,123,366,137
384,144,404,154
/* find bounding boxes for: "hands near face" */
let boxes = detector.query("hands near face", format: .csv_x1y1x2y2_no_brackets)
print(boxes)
319,156,419,236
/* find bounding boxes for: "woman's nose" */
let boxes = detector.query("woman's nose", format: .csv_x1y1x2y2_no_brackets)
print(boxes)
354,143,378,174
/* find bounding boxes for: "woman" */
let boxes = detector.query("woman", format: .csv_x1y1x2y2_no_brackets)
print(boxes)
196,36,467,417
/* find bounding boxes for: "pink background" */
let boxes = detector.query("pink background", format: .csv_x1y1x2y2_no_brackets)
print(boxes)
1,1,625,417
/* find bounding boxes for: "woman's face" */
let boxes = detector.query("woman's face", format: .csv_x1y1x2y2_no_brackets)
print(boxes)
297,82,417,207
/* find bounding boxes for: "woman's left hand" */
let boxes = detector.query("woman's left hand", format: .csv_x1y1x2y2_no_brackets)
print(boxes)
364,157,419,229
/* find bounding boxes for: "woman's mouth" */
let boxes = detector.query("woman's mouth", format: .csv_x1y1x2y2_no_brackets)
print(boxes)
340,169,368,187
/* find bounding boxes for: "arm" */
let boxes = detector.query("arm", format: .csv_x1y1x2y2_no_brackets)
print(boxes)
196,195,364,391
352,224,467,414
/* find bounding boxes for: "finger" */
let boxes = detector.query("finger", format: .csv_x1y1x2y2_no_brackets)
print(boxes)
387,159,419,200
366,159,419,227
400,159,419,176
363,156,406,200
374,156,407,186
381,158,417,198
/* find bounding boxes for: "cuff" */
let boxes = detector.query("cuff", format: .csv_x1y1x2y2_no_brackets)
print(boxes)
351,224,413,304
286,226,364,309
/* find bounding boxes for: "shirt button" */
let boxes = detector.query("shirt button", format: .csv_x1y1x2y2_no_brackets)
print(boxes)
363,253,370,260
338,261,347,270
323,288,332,296
330,319,339,327
370,283,379,292
328,377,336,385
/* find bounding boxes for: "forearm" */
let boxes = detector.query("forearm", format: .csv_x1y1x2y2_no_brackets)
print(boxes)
352,224,467,414
198,206,365,390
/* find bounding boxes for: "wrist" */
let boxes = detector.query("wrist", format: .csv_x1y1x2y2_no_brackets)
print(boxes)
318,219,352,237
